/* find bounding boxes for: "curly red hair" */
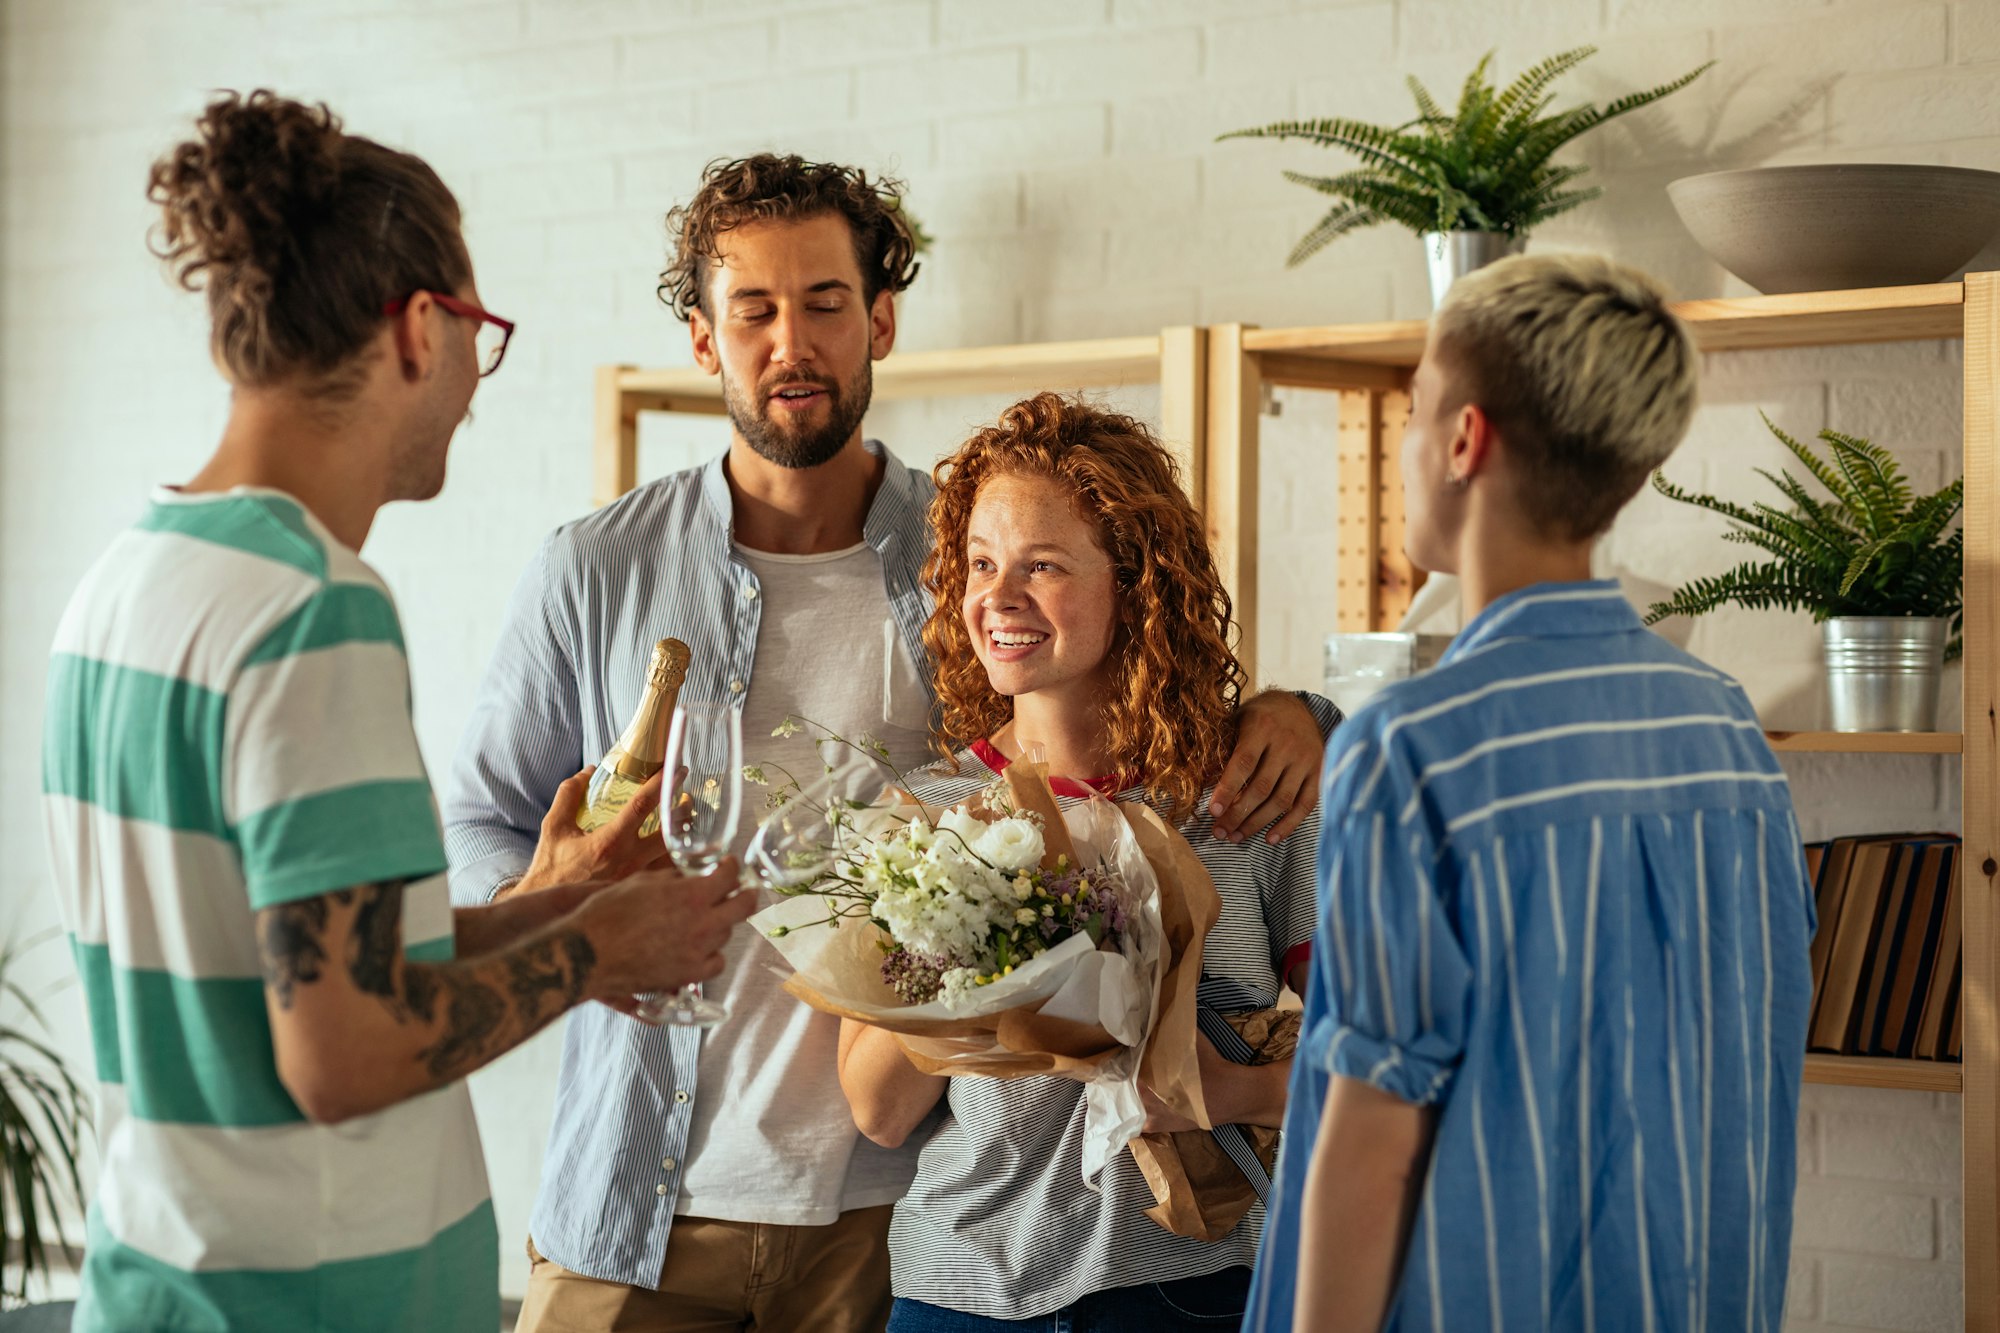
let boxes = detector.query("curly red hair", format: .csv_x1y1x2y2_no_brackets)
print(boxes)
923,392,1247,820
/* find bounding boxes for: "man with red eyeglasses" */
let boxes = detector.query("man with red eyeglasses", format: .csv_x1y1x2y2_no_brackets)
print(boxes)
43,91,756,1333
442,153,1332,1332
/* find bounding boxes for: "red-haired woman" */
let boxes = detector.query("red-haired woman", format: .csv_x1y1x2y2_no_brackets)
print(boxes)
837,392,1340,1331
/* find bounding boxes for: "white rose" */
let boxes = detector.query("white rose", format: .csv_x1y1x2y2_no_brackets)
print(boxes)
976,817,1045,872
935,808,987,855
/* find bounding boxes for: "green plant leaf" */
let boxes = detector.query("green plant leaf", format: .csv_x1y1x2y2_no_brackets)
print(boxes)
1650,417,1962,630
1222,49,1710,257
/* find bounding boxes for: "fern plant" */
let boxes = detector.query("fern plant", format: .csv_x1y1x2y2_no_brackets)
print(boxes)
1,929,90,1308
1220,47,1712,266
1645,415,1963,659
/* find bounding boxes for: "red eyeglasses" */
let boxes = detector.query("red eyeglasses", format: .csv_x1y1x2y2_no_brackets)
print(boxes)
383,291,515,377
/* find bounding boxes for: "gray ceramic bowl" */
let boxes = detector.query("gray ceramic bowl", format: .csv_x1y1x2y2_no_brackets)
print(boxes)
1667,164,2000,294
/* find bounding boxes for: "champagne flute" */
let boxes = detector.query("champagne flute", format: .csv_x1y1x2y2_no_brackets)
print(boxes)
636,702,742,1028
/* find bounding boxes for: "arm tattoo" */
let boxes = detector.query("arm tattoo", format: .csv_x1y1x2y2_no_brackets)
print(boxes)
346,881,407,1006
416,931,596,1082
258,877,598,1087
258,898,332,1010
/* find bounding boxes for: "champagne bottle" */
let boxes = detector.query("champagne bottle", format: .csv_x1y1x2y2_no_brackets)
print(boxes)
578,638,691,837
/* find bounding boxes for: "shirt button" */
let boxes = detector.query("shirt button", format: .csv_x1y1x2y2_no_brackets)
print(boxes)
654,1183,668,1196
662,1157,677,1171
729,679,745,694
743,585,759,601
674,1091,690,1104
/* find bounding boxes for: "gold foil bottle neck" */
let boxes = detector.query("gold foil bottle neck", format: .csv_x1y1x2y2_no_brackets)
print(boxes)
609,638,691,782
648,638,692,694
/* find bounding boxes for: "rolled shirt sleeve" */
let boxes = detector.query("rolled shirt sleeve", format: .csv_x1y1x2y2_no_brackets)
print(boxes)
1302,736,1473,1106
441,536,587,906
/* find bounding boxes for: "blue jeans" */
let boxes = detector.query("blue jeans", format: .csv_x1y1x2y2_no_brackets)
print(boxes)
887,1267,1252,1332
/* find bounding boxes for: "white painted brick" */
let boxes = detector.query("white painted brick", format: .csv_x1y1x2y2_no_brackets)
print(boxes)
472,156,618,221
774,2,934,67
1609,0,1829,27
1792,1179,1939,1259
1821,1257,1963,1332
929,231,1108,297
1209,6,1396,88
1401,0,1603,57
1788,1252,1821,1322
1940,1194,1964,1262
545,93,698,154
854,48,1022,123
1961,0,2000,61
526,0,692,39
1199,264,1397,328
1113,82,1295,158
460,39,620,103
1819,1109,1962,1187
1722,3,1947,81
623,19,776,82
692,68,855,136
1023,282,1200,341
1023,157,1199,231
1837,66,2000,140
1026,27,1201,105
937,0,1111,47
893,170,1023,239
939,103,1108,170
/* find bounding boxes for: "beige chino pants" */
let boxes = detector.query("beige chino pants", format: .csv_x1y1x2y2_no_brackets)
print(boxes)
515,1205,893,1333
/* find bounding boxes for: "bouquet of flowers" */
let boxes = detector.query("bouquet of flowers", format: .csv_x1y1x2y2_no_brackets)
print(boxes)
744,720,1220,1187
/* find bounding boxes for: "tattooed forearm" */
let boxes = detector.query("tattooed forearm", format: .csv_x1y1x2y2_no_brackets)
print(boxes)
257,879,599,1093
415,971,509,1082
346,881,407,1006
258,898,332,1010
415,931,595,1082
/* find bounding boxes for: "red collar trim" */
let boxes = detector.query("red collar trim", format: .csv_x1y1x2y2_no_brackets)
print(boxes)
969,738,1127,798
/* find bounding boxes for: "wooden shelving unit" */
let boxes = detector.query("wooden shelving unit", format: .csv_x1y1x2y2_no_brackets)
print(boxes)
1764,731,1965,755
1805,1053,1962,1093
1210,276,1997,1332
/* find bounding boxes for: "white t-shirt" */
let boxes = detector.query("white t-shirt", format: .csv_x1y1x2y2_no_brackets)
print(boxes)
672,540,935,1222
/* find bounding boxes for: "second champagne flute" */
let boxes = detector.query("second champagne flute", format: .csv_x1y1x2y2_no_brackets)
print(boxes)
638,701,743,1027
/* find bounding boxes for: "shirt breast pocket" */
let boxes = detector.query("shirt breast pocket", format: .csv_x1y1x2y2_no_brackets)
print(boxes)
880,615,931,733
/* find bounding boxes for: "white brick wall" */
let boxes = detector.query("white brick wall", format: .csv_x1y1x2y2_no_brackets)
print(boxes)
2,0,1988,1320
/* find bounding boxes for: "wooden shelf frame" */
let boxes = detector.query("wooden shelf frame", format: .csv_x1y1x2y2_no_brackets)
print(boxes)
594,328,1242,676
1210,277,1996,1331
1804,1053,1963,1093
1764,731,1964,754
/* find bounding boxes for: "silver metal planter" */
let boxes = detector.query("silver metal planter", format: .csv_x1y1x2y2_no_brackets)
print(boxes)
1422,230,1526,307
1822,617,1949,732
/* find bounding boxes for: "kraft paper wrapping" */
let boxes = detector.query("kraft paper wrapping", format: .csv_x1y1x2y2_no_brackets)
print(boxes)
749,761,1224,1186
1130,1008,1301,1242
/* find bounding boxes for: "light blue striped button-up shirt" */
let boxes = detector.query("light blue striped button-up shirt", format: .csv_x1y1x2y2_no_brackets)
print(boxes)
441,442,936,1288
1245,581,1815,1333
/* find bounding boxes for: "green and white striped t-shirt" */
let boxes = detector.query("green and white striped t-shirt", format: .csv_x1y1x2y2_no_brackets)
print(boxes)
42,487,497,1333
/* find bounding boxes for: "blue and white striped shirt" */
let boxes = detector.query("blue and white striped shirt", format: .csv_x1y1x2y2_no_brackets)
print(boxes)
440,442,937,1288
1245,581,1815,1333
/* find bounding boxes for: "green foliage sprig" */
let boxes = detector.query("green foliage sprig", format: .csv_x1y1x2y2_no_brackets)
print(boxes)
1,929,91,1308
1645,415,1963,658
1220,47,1712,266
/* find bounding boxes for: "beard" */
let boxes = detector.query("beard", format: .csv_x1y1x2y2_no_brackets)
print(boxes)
722,359,873,470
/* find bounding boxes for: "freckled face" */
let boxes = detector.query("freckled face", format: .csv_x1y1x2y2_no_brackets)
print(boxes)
961,473,1119,706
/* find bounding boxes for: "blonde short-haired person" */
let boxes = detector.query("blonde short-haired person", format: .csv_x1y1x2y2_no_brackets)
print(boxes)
1243,254,1815,1333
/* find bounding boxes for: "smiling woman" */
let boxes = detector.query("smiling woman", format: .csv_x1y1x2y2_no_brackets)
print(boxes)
838,390,1340,1330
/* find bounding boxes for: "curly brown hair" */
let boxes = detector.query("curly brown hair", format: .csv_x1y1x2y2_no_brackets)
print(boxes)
146,90,469,395
923,392,1247,820
657,154,921,322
